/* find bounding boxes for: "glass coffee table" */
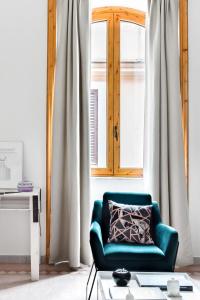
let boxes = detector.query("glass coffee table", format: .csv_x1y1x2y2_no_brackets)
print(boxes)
97,271,200,300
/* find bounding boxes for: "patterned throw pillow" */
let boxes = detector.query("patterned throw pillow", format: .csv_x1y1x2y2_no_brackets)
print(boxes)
107,200,154,245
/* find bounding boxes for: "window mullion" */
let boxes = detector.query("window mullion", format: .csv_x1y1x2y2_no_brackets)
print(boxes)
113,13,121,176
107,14,115,175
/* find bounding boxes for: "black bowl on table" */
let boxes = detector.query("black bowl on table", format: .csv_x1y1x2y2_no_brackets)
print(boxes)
112,268,131,287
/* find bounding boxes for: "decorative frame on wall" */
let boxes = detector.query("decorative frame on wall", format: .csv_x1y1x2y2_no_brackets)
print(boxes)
0,141,23,189
46,0,189,262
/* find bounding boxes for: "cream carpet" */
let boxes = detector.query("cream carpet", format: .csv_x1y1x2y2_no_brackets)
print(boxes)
0,268,90,300
0,268,199,300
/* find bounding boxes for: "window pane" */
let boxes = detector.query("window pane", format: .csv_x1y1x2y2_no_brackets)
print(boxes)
90,21,107,168
92,0,147,11
120,21,145,168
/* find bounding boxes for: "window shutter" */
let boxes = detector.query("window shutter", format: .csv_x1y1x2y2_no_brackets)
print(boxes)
90,89,98,165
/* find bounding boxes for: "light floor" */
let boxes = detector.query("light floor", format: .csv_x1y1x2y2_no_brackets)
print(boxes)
0,264,88,300
0,264,199,299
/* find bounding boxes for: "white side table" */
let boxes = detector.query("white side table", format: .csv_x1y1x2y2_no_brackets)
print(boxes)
0,188,41,281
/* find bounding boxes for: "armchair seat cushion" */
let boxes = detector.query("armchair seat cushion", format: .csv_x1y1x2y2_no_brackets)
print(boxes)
104,243,165,261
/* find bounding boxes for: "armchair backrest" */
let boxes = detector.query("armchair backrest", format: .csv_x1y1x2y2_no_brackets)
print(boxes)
101,192,161,243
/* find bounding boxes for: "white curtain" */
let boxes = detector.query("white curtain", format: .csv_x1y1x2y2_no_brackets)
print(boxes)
50,0,91,268
144,0,193,266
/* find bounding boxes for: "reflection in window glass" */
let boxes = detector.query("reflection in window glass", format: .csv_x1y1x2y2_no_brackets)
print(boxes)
120,21,145,168
90,21,107,168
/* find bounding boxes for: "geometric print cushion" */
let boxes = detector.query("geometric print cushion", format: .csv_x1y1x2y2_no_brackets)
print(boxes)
107,200,154,245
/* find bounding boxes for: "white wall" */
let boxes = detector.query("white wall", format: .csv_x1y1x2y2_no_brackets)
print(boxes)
92,0,147,11
188,1,200,259
91,178,145,200
0,0,47,256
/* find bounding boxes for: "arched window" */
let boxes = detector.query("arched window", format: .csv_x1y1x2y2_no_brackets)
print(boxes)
90,7,145,177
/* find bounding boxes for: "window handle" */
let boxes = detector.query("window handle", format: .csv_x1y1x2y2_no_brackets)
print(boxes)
114,125,118,142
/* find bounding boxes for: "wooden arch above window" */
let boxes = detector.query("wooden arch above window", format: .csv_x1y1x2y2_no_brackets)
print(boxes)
92,6,145,22
46,0,189,262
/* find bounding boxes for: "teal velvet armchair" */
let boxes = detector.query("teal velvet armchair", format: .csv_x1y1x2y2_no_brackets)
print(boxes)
87,192,179,300
90,192,178,271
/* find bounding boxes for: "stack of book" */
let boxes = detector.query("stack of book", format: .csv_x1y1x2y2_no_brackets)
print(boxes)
17,181,33,192
136,274,193,291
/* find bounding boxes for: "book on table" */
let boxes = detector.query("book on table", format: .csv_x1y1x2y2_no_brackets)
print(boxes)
109,286,167,300
136,274,193,291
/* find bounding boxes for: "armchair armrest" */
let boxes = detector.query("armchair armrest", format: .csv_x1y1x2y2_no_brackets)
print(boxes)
90,221,104,267
90,221,104,249
91,200,103,224
155,222,178,256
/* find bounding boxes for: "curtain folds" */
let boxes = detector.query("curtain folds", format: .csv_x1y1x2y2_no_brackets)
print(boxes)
144,0,193,266
50,0,91,268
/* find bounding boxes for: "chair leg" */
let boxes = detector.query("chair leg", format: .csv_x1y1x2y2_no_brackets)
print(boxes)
86,262,94,287
86,262,97,300
88,268,97,300
86,262,94,300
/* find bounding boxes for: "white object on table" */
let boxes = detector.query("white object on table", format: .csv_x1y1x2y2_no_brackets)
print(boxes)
0,188,41,281
167,278,181,297
126,289,134,300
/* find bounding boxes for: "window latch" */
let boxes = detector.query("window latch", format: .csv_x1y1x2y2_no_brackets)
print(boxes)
114,125,118,141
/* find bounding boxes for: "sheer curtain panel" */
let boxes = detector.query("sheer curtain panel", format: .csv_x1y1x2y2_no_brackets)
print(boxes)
144,0,193,266
50,0,91,268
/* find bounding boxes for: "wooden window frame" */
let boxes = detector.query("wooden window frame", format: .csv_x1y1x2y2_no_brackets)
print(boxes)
91,7,145,177
91,11,114,176
179,0,188,177
46,0,188,262
46,0,56,263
